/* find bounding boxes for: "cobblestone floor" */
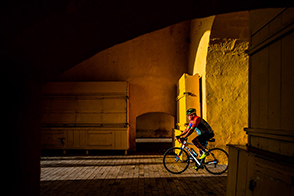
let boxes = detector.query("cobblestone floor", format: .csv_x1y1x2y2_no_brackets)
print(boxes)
41,154,227,196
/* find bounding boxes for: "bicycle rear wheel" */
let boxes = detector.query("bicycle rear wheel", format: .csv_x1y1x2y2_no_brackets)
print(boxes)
163,147,189,174
203,148,229,175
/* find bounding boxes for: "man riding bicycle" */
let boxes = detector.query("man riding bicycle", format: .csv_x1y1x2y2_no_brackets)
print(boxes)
175,108,214,160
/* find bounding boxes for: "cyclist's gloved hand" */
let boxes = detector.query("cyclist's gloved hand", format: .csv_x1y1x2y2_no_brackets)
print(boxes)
175,135,181,140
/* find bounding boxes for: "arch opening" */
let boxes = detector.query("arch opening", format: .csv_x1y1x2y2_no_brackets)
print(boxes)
136,112,175,152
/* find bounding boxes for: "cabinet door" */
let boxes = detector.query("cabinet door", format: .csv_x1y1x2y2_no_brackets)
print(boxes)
176,73,201,129
66,129,86,148
175,73,201,149
41,129,66,148
114,129,129,149
87,130,114,148
85,128,129,150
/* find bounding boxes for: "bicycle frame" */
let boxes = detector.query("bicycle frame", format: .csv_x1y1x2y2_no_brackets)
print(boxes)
164,138,228,175
177,139,202,166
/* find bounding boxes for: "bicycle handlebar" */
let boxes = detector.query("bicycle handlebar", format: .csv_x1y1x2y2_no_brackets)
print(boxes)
176,137,187,144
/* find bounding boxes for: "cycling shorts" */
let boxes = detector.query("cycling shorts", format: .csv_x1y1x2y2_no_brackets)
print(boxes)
196,132,214,147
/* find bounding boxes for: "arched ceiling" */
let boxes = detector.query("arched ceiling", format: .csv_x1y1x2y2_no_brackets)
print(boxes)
1,0,293,81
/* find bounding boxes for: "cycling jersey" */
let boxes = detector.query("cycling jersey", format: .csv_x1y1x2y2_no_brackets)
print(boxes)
188,116,214,135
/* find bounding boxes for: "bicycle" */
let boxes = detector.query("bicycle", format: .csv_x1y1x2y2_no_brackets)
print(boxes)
163,137,229,175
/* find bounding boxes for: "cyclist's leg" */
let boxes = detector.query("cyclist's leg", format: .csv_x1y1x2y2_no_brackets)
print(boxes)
192,135,205,151
194,134,215,159
200,133,215,158
192,136,205,159
198,132,214,149
191,136,208,170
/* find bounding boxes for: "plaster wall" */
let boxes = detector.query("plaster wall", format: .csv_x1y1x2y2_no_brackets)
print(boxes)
59,21,190,150
206,12,249,150
206,39,249,149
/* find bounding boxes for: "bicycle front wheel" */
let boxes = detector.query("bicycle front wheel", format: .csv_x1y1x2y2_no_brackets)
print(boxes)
204,148,229,175
163,147,189,174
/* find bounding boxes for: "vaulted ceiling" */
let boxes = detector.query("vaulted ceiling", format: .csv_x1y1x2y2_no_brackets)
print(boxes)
2,0,293,81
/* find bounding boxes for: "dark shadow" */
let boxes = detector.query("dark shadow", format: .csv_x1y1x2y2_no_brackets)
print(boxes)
41,155,162,162
41,149,128,156
41,176,227,196
136,142,173,154
41,161,164,168
41,154,166,168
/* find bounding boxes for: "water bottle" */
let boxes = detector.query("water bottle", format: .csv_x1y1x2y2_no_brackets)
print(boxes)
191,148,198,157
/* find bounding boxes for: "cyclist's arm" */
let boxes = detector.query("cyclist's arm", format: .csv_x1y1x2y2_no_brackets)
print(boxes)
181,128,194,138
180,117,201,138
178,128,189,137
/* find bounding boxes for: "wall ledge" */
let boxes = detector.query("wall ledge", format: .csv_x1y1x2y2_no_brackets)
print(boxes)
245,128,294,142
227,144,294,165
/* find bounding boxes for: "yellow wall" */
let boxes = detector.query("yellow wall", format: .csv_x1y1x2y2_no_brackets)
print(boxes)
206,12,249,150
206,39,249,149
189,12,249,150
59,21,190,150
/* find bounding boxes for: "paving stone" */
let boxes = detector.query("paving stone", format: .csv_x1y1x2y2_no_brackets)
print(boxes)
41,154,227,195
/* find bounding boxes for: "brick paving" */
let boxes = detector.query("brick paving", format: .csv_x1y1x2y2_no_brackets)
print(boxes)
40,154,227,196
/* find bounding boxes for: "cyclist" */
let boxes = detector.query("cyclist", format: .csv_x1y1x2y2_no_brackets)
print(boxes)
175,108,214,161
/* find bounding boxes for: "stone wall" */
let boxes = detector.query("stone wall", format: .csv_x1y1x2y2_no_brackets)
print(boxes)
206,12,249,150
206,39,249,149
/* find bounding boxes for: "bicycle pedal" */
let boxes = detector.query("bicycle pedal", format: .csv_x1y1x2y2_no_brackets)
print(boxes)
192,166,199,171
194,164,204,170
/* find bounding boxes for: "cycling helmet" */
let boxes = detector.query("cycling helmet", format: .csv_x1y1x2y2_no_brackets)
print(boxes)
186,108,196,115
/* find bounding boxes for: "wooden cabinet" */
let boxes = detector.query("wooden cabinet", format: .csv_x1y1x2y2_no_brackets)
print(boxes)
41,129,67,148
227,145,294,196
176,73,201,130
41,128,129,150
174,73,200,149
41,82,129,153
